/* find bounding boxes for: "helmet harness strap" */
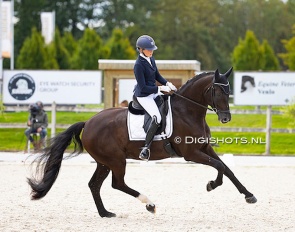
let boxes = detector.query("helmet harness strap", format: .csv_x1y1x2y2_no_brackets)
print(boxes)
138,47,148,57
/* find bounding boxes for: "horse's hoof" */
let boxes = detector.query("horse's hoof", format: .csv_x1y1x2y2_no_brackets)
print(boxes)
100,211,116,218
245,195,257,204
146,204,156,214
206,181,214,192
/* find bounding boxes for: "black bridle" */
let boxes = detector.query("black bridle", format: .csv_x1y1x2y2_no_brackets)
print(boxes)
172,82,231,114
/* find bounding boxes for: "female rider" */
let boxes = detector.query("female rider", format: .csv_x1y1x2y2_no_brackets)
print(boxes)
133,35,177,161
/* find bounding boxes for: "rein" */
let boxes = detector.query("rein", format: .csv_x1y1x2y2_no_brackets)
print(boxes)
172,82,231,114
172,91,215,112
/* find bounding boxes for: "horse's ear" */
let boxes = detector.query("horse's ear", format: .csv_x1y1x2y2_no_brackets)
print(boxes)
224,67,233,79
213,69,220,83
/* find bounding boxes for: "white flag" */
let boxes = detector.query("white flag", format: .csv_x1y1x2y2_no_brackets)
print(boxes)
1,1,12,58
41,12,55,44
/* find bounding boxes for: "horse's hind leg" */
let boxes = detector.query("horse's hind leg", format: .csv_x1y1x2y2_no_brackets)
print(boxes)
88,163,115,218
111,161,156,214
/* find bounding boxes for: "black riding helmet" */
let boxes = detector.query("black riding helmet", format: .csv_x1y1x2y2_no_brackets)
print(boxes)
136,35,158,51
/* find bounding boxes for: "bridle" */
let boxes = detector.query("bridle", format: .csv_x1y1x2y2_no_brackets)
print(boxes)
172,82,231,114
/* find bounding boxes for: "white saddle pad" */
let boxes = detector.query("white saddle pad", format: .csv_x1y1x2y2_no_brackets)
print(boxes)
127,97,173,141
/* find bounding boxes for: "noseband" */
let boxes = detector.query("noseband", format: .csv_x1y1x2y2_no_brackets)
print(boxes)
172,82,230,114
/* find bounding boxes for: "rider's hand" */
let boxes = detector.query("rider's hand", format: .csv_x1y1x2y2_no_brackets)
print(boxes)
158,85,171,93
166,82,177,91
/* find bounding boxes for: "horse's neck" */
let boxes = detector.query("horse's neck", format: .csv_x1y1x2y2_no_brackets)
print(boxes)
171,95,207,121
171,77,211,125
173,82,210,116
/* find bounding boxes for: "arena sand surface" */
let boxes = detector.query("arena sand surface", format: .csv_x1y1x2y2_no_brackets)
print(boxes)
0,159,294,232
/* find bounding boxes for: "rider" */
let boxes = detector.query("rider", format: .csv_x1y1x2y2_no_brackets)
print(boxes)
133,35,177,161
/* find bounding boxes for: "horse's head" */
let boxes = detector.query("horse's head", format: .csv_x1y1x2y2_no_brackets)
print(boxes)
207,67,232,123
174,67,232,124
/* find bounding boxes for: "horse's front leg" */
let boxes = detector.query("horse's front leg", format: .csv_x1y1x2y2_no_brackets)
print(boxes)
184,150,226,190
206,155,225,191
205,145,257,204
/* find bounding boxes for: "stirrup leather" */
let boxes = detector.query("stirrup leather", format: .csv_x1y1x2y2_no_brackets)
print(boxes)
138,116,159,161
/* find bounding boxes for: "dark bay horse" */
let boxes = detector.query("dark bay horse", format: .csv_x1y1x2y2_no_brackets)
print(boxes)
28,67,257,218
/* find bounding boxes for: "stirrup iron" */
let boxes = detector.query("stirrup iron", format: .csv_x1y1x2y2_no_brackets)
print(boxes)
139,147,150,161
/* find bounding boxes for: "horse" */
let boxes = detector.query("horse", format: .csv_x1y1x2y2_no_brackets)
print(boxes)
27,67,257,218
241,75,255,93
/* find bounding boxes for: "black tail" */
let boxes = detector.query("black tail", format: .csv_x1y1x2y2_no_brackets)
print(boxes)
27,122,85,200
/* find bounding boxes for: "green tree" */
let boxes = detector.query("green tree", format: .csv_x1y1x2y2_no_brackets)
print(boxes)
231,30,261,71
260,40,280,71
106,28,136,59
62,32,78,57
61,32,78,67
43,0,84,39
71,28,110,70
48,29,70,69
11,0,295,71
14,0,45,67
95,0,158,39
218,0,292,66
16,28,58,69
149,0,225,69
279,25,295,70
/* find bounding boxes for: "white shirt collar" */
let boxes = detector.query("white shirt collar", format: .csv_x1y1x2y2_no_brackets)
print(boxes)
140,53,152,66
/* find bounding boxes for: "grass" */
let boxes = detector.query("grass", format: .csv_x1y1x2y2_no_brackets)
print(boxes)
0,111,98,124
210,132,295,155
0,128,66,151
0,109,294,155
1,110,293,128
206,113,294,129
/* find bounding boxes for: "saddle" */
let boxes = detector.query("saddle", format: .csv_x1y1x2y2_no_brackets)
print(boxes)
127,95,179,158
128,95,169,135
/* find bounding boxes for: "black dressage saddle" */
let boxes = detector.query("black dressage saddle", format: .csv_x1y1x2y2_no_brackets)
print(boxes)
128,95,169,135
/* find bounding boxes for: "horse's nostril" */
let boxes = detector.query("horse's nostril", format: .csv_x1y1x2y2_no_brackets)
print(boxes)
222,118,229,123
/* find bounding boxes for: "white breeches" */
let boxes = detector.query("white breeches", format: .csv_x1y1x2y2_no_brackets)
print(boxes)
136,93,161,124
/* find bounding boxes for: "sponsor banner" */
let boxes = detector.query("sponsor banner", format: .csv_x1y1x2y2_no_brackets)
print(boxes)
41,12,55,44
234,72,295,106
1,1,12,58
3,70,102,104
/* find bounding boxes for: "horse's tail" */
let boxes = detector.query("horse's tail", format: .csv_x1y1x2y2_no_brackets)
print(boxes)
27,121,85,200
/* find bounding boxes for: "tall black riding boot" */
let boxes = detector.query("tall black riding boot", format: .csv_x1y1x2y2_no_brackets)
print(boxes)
139,116,160,161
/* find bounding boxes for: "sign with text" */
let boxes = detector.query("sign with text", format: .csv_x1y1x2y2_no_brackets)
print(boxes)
234,72,295,105
3,70,102,104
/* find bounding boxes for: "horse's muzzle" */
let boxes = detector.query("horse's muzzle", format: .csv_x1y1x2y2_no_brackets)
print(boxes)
218,112,231,124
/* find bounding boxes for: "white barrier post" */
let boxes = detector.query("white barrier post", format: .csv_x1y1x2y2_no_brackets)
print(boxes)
265,105,272,155
51,101,56,138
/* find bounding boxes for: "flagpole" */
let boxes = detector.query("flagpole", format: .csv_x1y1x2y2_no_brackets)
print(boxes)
10,0,14,70
0,0,3,81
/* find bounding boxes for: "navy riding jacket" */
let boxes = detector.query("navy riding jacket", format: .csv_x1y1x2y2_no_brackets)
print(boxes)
133,55,167,97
